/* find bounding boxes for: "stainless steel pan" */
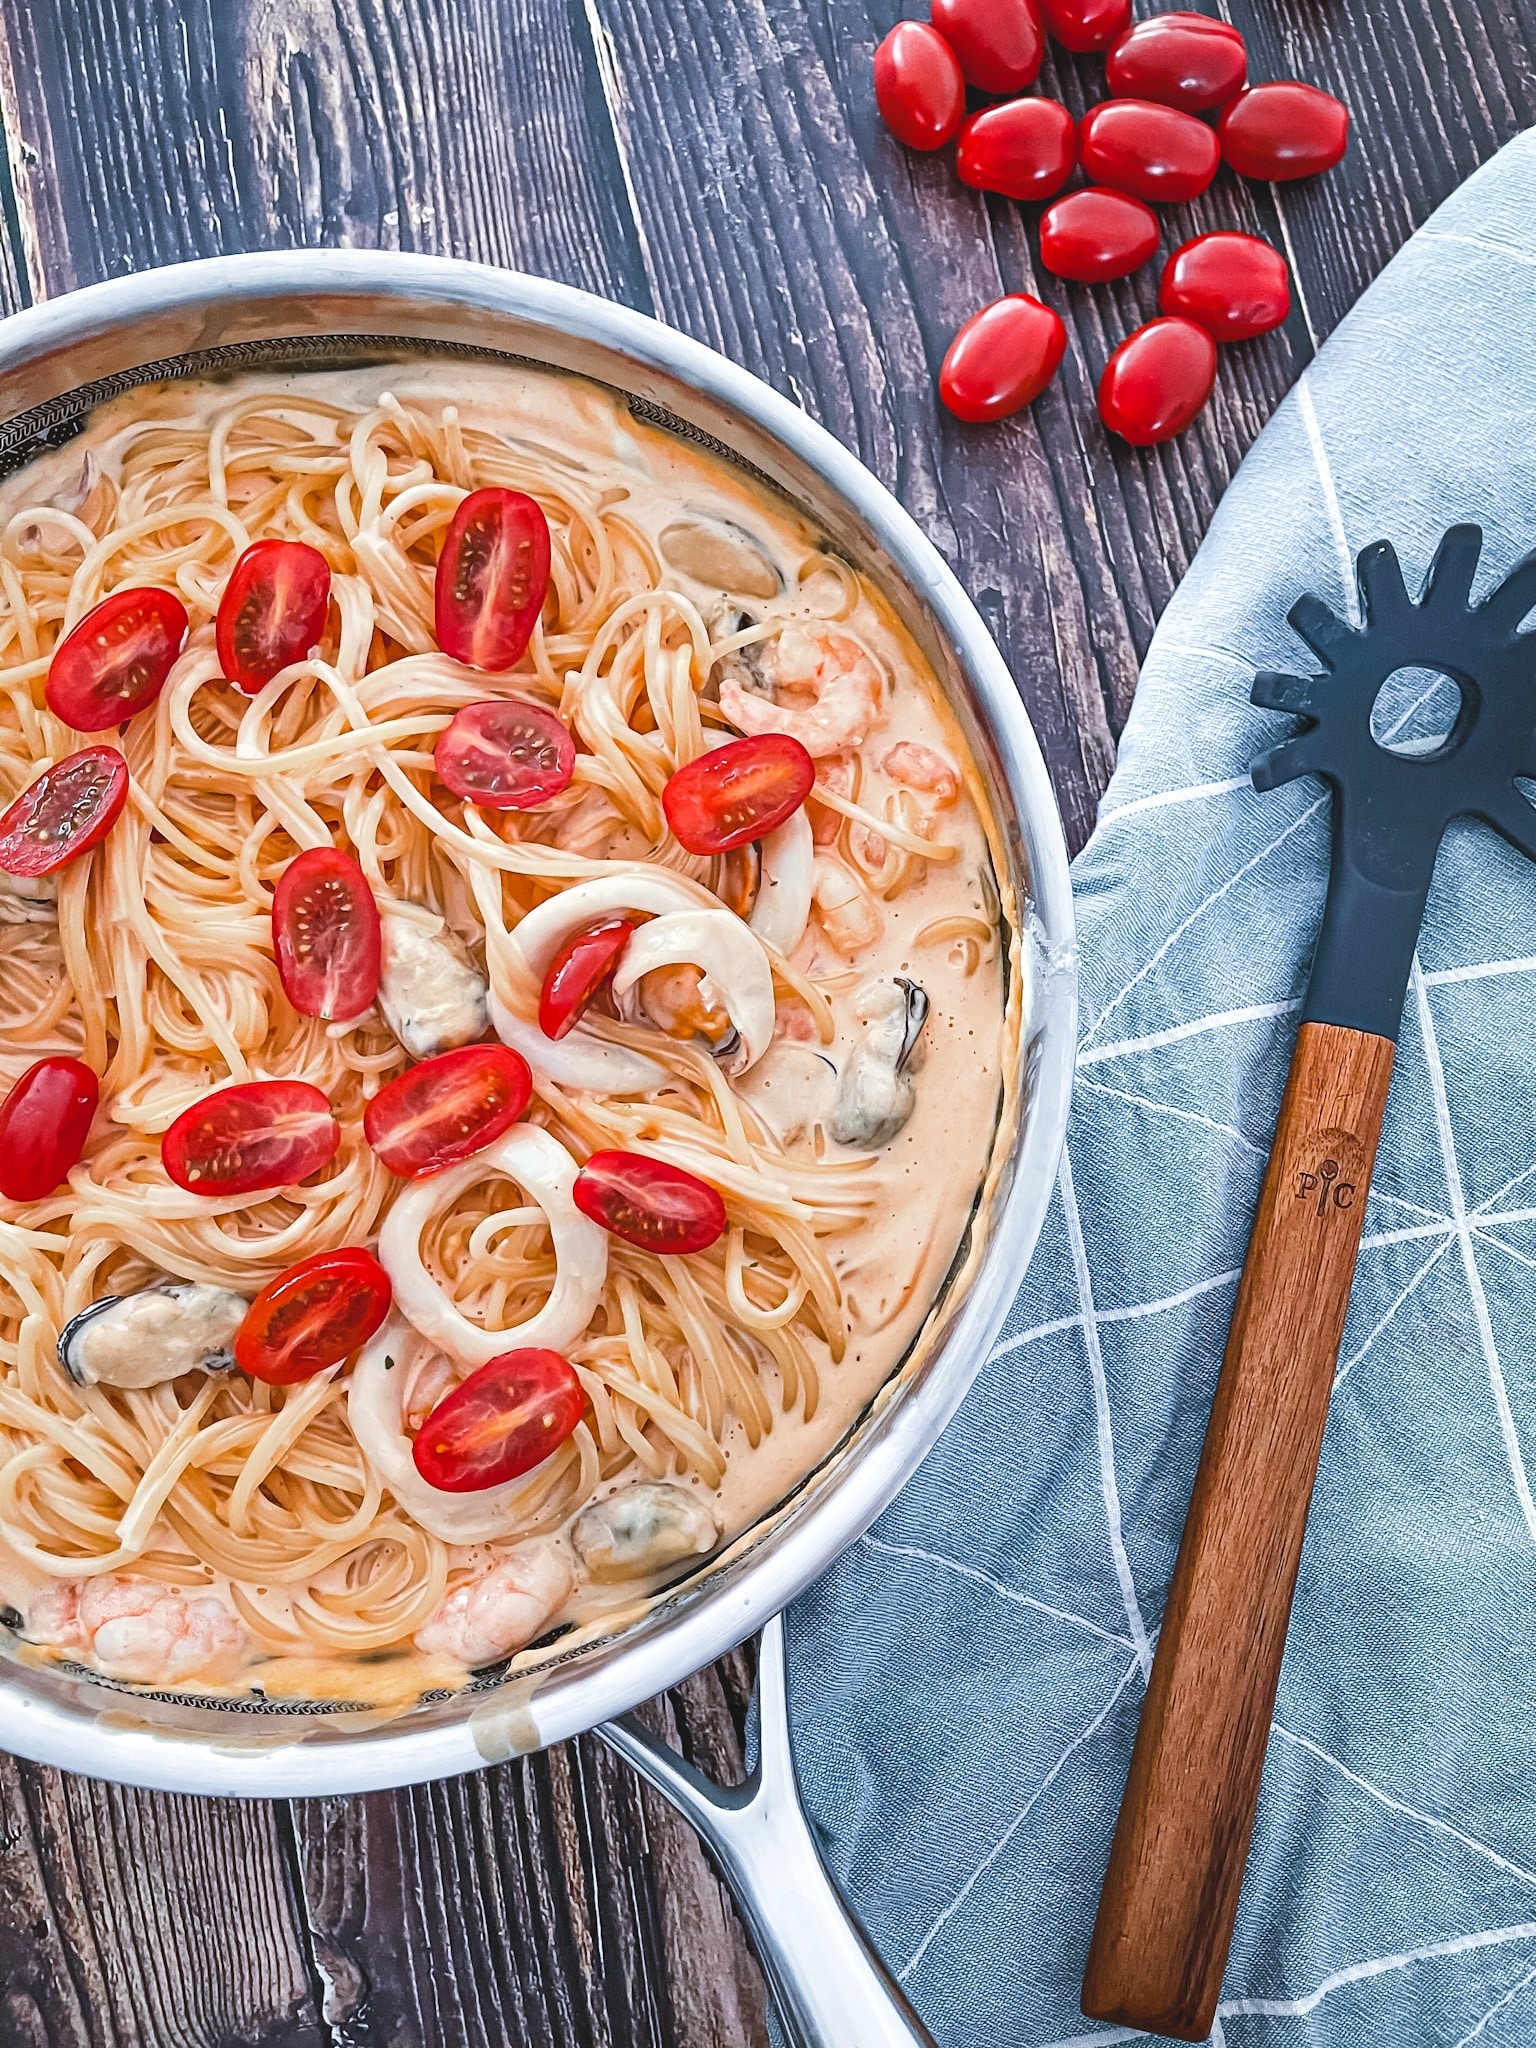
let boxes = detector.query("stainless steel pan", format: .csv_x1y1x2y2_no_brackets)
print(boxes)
0,253,1076,2046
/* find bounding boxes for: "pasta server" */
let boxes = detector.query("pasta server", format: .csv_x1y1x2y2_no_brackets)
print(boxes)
1081,524,1536,2041
601,1613,936,2048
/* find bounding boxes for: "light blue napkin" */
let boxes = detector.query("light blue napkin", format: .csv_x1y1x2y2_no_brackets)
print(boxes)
786,128,1536,2048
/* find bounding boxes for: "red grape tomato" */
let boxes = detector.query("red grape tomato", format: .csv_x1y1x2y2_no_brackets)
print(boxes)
0,747,129,879
1039,188,1161,284
364,1045,533,1178
663,734,815,855
1079,100,1220,205
1219,82,1350,181
1160,233,1291,342
0,1057,99,1203
539,918,637,1041
217,539,332,695
235,1247,393,1385
573,1150,728,1256
413,1348,586,1492
435,488,552,672
957,99,1076,203
874,22,966,151
1099,318,1218,446
940,296,1068,425
273,846,382,1022
45,588,188,732
930,0,1045,94
1040,0,1130,54
435,698,576,811
161,1081,340,1197
1105,13,1247,112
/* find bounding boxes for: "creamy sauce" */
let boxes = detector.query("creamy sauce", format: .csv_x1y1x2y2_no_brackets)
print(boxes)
0,357,1016,1702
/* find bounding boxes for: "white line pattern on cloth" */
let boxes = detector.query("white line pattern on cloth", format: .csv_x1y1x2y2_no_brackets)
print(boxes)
1058,1147,1152,1677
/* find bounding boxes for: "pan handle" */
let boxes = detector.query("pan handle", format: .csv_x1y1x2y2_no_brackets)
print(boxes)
599,1614,936,2048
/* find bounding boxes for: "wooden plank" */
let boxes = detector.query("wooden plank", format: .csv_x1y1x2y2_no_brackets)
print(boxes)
1228,0,1536,345
0,1752,323,2047
289,1667,766,2047
0,0,650,306
576,0,1326,842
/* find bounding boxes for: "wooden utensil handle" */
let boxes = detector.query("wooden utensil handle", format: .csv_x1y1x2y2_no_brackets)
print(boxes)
1081,1021,1396,2042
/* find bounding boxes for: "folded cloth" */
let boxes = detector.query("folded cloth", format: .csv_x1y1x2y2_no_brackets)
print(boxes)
785,128,1536,2048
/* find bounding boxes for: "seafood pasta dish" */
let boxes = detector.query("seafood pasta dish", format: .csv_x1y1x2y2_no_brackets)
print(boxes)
0,360,1017,1704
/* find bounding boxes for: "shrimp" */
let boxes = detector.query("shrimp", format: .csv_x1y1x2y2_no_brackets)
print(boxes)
811,854,884,958
810,749,857,845
882,741,961,807
718,626,883,758
414,1541,575,1668
28,1577,249,1685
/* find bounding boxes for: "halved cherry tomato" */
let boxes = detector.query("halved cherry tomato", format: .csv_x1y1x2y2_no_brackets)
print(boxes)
539,918,637,1041
940,296,1069,424
217,539,332,695
45,587,188,731
364,1044,533,1178
435,488,551,672
1079,100,1221,205
663,734,815,855
435,698,576,810
413,1348,585,1493
0,1057,99,1202
573,1150,727,1255
873,21,965,151
1160,233,1291,342
234,1247,393,1385
1105,13,1247,113
1099,318,1218,446
931,0,1044,94
1040,188,1161,284
0,747,129,878
162,1081,341,1197
1218,82,1350,181
273,846,382,1022
957,99,1076,203
1041,0,1130,54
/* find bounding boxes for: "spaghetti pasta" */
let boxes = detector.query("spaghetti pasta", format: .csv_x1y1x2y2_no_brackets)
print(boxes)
0,362,1009,1696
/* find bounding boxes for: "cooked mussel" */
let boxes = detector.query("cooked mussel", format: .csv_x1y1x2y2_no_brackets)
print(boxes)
571,1480,720,1582
828,975,930,1148
59,1280,249,1390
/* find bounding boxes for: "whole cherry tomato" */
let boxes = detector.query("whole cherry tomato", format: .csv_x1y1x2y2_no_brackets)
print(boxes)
1160,233,1291,341
1099,318,1218,446
1219,82,1350,180
0,1057,98,1202
663,733,815,855
217,539,332,695
45,588,188,732
873,21,965,150
1039,188,1161,283
930,0,1045,95
162,1081,341,1197
435,488,551,671
272,846,382,1022
363,1044,533,1178
574,1150,728,1255
435,697,576,810
957,98,1076,202
1105,12,1247,113
940,296,1068,424
0,747,128,878
1079,100,1220,205
235,1247,393,1385
413,1348,586,1492
1040,0,1130,54
539,918,637,1040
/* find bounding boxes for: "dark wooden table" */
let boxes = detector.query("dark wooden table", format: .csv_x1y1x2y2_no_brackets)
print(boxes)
0,2,1528,2041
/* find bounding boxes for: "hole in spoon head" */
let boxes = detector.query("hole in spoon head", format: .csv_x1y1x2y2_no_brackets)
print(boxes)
1369,665,1465,757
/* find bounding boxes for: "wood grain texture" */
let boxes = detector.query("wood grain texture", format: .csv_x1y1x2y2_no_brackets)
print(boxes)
1082,1022,1398,2042
0,0,1529,2039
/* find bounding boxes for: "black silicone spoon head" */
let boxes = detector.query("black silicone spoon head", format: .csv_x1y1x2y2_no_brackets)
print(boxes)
1249,524,1536,1040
